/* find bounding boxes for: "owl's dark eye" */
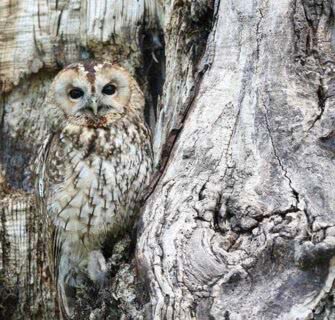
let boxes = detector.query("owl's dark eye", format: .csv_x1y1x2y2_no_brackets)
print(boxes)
102,84,117,95
69,88,84,99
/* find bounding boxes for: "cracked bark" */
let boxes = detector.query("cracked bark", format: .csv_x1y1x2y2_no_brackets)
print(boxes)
139,0,335,319
1,0,335,319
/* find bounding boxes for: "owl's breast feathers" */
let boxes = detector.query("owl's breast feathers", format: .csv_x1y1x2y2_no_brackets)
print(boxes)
38,113,153,251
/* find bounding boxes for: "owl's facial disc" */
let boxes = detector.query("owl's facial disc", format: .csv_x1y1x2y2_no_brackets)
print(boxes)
50,62,137,129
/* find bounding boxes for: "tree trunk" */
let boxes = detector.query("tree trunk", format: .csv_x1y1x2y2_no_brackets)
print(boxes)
1,0,335,319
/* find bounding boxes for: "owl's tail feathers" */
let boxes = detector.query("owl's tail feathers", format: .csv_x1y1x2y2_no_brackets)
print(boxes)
57,274,77,320
56,255,79,320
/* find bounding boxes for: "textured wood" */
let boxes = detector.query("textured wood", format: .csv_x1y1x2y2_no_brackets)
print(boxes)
0,0,162,93
0,193,54,319
138,0,335,319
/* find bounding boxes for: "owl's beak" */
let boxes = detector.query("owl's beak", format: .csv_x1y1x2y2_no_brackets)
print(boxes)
87,96,98,115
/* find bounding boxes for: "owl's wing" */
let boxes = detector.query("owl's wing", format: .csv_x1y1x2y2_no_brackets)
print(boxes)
34,133,65,286
35,134,54,199
36,134,82,318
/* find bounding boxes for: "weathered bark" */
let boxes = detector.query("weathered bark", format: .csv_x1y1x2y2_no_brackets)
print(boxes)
139,0,335,319
1,0,335,319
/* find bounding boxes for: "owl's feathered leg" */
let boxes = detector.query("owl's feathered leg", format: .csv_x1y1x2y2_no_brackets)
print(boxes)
87,250,109,286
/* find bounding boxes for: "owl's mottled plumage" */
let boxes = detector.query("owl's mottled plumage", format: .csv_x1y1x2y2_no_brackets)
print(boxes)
35,61,153,318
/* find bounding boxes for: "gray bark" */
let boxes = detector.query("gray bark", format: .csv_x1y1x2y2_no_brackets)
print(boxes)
1,0,335,319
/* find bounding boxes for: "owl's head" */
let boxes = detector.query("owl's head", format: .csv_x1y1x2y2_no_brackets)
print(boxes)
45,61,144,130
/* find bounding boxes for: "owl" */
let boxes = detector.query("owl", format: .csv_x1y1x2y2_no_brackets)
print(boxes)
35,61,153,319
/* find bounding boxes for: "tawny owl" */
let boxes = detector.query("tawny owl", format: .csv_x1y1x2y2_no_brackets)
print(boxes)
35,61,153,319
